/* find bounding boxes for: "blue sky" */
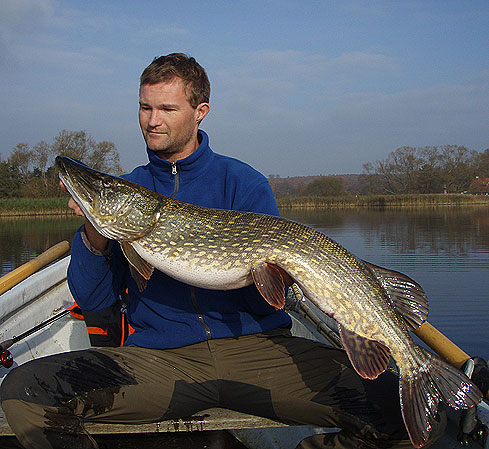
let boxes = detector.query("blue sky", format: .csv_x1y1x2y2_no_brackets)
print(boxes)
1,0,488,176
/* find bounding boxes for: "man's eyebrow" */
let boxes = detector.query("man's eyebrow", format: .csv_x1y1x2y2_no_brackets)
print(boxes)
139,101,180,109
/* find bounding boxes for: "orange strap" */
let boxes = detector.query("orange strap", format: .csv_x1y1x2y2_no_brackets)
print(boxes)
67,301,134,345
86,326,108,336
67,302,84,320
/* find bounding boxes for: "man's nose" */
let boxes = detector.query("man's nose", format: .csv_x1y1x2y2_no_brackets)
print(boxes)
148,110,161,127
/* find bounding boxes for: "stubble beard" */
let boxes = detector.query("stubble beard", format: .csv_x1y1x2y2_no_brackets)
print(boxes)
145,128,195,161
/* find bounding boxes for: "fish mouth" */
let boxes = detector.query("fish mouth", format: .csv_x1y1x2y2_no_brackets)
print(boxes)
56,157,102,223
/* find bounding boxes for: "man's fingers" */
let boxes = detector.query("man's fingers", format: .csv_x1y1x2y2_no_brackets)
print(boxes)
68,197,85,217
59,180,85,217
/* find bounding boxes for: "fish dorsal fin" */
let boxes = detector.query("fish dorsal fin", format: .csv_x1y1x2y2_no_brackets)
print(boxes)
251,262,287,310
121,242,154,292
338,323,391,380
364,261,429,330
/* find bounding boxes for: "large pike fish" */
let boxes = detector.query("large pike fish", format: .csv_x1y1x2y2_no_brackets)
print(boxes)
57,156,481,448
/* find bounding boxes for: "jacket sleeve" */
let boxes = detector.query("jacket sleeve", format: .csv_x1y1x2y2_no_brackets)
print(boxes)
67,225,128,311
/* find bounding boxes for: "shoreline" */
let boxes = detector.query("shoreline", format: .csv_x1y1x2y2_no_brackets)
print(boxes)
1,194,488,217
277,193,489,209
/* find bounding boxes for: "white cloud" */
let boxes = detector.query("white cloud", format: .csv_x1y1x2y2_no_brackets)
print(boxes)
0,0,54,27
328,51,397,72
0,0,55,66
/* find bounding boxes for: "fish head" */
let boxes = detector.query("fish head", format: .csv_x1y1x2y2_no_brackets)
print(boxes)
56,156,162,241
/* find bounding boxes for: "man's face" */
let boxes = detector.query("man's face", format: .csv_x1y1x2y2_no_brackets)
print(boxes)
139,78,208,161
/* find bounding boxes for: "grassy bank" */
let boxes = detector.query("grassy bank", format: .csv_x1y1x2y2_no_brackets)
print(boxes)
0,197,72,216
2,194,489,216
277,193,489,208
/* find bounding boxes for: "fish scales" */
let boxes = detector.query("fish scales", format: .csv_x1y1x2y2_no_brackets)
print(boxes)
56,156,482,449
126,200,421,365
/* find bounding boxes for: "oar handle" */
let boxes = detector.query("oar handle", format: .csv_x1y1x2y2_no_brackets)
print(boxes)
0,240,70,295
414,321,470,369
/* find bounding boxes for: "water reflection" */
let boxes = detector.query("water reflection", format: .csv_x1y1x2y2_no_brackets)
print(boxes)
282,206,489,256
0,216,83,276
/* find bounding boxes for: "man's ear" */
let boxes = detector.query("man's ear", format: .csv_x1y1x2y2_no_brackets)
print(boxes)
196,102,210,123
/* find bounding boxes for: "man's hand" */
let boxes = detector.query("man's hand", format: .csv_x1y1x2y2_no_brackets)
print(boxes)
59,181,85,217
59,181,109,251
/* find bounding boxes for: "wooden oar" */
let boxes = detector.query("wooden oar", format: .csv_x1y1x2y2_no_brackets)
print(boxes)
414,321,489,400
415,322,489,402
0,240,70,295
414,321,471,369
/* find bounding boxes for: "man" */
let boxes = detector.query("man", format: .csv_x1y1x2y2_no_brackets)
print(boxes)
0,54,443,449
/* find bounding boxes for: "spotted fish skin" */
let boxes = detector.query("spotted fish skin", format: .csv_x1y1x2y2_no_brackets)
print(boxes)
56,156,482,448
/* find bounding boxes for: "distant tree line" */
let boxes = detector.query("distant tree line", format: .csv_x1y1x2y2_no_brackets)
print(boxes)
270,145,489,197
362,145,489,194
270,174,353,198
0,130,122,198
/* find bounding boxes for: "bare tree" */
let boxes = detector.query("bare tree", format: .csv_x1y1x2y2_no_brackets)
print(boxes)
439,145,478,193
31,140,52,195
51,130,93,161
2,130,123,198
51,130,122,174
86,141,122,174
8,143,33,184
362,145,479,194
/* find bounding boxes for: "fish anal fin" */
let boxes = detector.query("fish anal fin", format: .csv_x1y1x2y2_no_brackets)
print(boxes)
399,348,482,448
121,242,154,292
364,261,429,330
251,262,288,310
338,324,390,380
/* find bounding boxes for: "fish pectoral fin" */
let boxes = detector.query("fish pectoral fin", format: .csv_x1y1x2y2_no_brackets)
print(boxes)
251,262,287,310
338,324,391,380
129,265,148,292
363,261,429,330
121,242,154,292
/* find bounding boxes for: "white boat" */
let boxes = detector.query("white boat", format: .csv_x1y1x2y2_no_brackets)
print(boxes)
0,249,487,448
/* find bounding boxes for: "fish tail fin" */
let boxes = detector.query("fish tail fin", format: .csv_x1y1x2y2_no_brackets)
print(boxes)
399,348,482,448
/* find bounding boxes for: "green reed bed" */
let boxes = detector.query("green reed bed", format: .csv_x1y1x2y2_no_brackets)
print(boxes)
0,197,72,216
2,194,488,215
277,194,489,209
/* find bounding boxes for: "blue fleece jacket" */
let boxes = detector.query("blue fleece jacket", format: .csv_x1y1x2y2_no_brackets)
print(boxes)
67,130,291,349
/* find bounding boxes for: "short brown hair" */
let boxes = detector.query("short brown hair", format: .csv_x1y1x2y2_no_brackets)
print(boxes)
140,53,210,108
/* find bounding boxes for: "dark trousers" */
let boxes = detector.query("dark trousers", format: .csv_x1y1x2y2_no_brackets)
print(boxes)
0,331,443,449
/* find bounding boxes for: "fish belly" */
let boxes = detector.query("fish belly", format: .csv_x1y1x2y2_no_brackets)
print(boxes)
132,241,253,290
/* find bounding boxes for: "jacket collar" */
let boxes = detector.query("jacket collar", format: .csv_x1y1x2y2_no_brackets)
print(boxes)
146,130,214,183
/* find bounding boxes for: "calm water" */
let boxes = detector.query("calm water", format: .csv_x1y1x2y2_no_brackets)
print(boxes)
1,207,488,360
0,216,83,277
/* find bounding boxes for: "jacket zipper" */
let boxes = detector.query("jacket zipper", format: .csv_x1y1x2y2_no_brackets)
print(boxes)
190,287,212,340
170,164,210,340
170,162,179,199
